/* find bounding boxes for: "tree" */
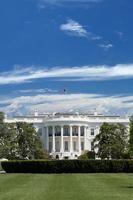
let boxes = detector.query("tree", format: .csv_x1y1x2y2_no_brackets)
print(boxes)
15,122,50,160
0,119,50,160
94,123,128,159
16,122,38,159
0,112,10,158
0,112,4,123
0,123,20,160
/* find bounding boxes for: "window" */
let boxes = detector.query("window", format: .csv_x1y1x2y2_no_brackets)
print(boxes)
64,126,70,136
38,128,42,136
56,141,60,152
72,126,78,136
48,126,53,137
55,126,61,136
49,142,52,152
91,128,95,136
81,126,84,136
91,142,94,151
81,142,84,151
73,141,77,151
64,141,69,151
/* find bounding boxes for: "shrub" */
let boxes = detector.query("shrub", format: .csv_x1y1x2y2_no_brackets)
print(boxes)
78,152,89,160
78,151,95,160
2,160,133,173
121,151,131,159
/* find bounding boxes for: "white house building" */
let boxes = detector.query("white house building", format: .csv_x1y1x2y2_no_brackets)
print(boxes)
5,111,129,160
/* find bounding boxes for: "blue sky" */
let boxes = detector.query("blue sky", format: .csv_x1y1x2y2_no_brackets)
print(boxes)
1,0,133,115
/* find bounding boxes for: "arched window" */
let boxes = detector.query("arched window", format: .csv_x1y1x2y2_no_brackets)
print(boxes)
55,126,61,136
72,126,78,136
48,126,53,137
80,126,84,136
64,126,70,136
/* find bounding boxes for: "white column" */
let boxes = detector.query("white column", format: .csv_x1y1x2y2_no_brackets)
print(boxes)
87,127,91,151
84,126,87,151
52,126,55,152
70,125,73,152
46,126,49,151
78,126,81,152
60,126,64,152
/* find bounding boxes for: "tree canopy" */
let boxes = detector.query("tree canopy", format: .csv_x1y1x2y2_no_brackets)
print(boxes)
94,123,128,159
0,112,50,160
0,112,4,123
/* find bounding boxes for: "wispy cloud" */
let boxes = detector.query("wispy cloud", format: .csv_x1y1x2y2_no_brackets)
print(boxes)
98,43,114,51
60,19,88,37
18,88,58,94
1,93,133,115
60,19,102,41
1,64,133,85
60,19,113,52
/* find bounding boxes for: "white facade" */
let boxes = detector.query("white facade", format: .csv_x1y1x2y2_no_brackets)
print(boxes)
5,112,129,160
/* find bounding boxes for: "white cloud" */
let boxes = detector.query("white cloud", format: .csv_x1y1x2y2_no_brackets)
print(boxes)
98,43,114,51
60,19,88,37
1,63,133,84
18,88,58,94
60,19,102,41
1,93,133,115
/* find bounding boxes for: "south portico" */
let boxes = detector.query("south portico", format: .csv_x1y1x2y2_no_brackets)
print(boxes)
44,124,89,159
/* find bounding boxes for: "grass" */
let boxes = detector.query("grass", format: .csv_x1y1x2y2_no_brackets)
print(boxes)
0,174,133,200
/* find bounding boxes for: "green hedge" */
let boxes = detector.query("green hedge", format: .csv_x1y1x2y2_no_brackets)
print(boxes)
2,160,133,173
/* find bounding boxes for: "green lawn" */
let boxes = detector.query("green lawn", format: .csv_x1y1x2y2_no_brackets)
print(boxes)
0,174,133,200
